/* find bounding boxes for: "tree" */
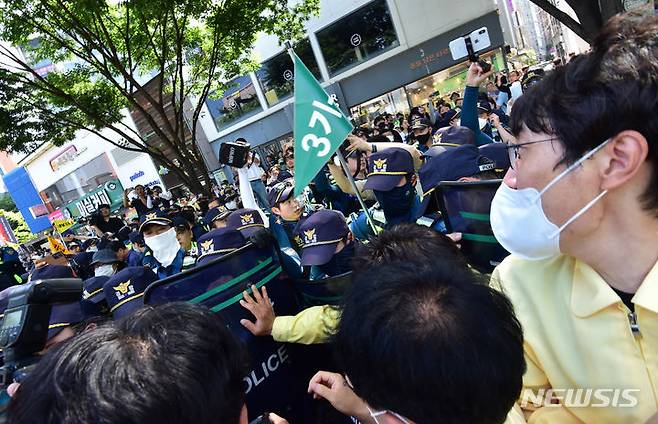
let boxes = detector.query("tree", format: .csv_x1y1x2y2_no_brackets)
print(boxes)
2,210,36,244
0,0,319,194
0,194,17,213
528,0,625,43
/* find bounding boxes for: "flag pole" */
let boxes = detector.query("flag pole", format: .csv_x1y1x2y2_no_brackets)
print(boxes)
285,42,379,235
335,150,379,234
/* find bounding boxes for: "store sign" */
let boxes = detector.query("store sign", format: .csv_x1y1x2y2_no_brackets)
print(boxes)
66,179,124,218
129,170,145,182
76,190,111,216
350,34,362,47
50,145,88,172
408,47,451,70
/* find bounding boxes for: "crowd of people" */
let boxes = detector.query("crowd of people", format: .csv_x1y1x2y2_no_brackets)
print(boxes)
1,12,657,424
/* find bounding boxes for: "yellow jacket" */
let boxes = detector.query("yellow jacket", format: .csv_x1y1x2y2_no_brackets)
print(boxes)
492,255,658,423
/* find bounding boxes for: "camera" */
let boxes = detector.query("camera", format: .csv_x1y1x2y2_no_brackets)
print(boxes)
0,279,82,387
219,140,251,168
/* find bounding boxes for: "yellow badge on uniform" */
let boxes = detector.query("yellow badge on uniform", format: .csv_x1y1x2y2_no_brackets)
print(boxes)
303,228,317,244
113,281,135,300
373,158,387,173
240,214,254,225
200,239,214,254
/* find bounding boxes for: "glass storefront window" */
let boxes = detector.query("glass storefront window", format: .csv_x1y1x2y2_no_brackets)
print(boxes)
206,75,262,131
317,0,399,76
256,39,322,107
349,87,409,126
405,50,503,109
348,49,505,124
40,154,116,209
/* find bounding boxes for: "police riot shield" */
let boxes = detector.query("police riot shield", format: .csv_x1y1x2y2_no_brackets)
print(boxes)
435,180,510,273
144,242,304,422
294,271,352,308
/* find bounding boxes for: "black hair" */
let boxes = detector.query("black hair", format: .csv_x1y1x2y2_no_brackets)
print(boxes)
511,13,658,214
354,223,470,276
334,261,525,424
8,303,247,424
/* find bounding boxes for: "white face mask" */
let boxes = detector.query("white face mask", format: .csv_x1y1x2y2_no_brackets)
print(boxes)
95,264,115,277
225,200,237,210
87,246,98,253
144,228,180,267
490,139,610,261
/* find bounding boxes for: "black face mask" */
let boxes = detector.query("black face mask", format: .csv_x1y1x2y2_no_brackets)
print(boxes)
317,241,355,277
374,181,416,228
415,132,431,145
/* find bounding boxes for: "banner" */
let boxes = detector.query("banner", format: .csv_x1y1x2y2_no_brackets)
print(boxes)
0,215,17,245
64,179,124,218
292,51,353,195
53,218,75,234
47,236,71,255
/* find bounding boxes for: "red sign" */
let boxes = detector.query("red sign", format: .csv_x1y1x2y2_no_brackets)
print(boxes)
50,145,81,172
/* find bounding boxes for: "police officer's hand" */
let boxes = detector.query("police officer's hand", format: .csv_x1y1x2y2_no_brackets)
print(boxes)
308,371,373,422
240,285,275,336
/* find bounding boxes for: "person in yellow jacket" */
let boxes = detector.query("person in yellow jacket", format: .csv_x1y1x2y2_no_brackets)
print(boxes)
486,13,658,423
239,223,465,344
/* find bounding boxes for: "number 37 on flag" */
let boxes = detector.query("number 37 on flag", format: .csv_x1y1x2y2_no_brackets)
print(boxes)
292,50,353,195
302,97,344,157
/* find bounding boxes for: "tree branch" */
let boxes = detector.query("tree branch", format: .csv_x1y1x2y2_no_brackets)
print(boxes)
528,0,594,42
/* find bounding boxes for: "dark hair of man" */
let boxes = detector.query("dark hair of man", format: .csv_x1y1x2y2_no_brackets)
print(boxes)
511,13,658,213
354,223,470,276
8,303,247,424
470,170,500,181
334,261,525,424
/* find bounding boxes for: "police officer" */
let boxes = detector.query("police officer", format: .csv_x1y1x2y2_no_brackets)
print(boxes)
139,211,192,279
267,180,310,252
103,266,159,319
195,228,247,266
225,209,266,238
203,205,232,230
172,215,199,271
296,209,356,279
364,148,421,229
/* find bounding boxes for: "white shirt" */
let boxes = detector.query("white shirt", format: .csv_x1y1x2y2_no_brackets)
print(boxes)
510,81,523,102
244,153,265,181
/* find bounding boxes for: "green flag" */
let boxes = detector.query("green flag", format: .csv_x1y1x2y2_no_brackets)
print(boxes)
292,51,353,196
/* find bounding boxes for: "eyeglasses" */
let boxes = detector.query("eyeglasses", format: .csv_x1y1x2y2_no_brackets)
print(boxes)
506,138,557,169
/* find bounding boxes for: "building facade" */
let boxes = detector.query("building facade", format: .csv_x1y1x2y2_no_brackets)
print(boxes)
17,115,164,220
194,0,511,169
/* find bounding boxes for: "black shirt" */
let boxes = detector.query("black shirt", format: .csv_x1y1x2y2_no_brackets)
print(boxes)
612,287,635,312
94,216,125,235
130,197,153,216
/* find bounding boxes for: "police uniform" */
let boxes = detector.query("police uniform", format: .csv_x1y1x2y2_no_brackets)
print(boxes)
267,180,309,252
